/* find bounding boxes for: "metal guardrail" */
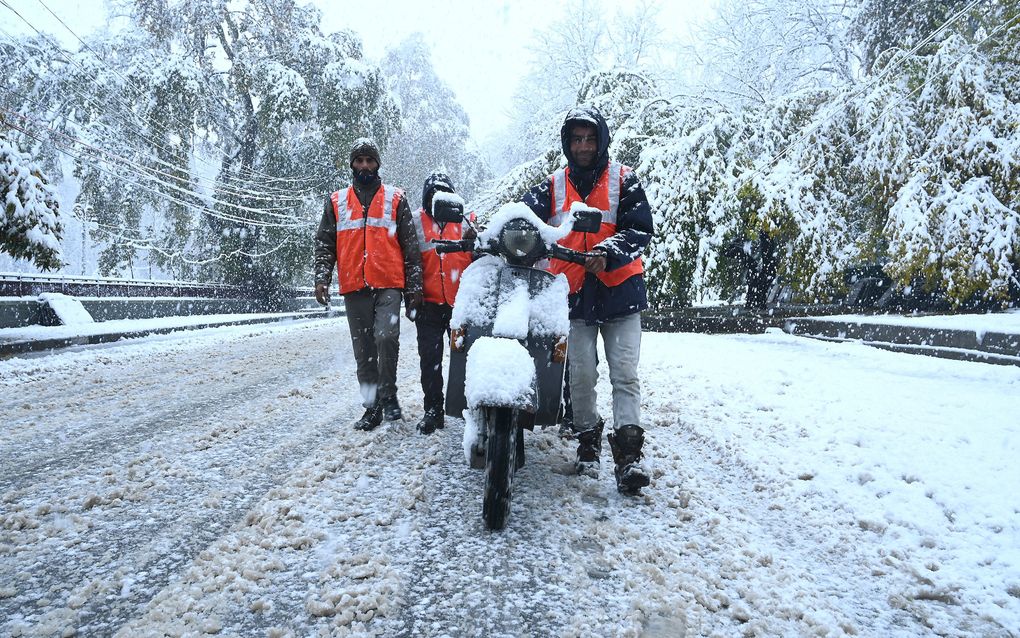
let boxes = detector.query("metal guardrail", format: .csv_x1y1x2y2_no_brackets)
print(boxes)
0,273,321,329
0,272,253,299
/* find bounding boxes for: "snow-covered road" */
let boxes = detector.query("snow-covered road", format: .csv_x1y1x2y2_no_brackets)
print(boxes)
1,317,1017,637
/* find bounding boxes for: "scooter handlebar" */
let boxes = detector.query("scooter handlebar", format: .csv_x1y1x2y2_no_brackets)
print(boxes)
549,243,595,265
433,238,475,254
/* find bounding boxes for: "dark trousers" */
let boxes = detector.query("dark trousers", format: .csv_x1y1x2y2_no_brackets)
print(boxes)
343,288,401,407
415,301,452,411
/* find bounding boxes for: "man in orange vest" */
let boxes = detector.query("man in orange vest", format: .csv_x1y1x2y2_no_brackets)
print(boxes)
314,138,423,431
521,106,655,495
410,172,476,434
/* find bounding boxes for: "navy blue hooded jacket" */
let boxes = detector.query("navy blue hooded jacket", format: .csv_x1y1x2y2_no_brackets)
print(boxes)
521,106,654,325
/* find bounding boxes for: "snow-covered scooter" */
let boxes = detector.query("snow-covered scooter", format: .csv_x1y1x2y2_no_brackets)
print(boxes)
432,199,601,530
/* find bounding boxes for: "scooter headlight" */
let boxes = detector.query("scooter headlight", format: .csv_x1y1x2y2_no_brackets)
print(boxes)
498,218,544,265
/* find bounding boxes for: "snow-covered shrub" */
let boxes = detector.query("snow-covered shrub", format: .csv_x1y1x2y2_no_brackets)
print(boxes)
1,135,64,270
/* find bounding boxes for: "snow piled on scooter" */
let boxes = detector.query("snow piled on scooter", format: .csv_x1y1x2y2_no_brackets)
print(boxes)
450,255,501,336
451,203,571,340
464,337,535,409
476,201,571,247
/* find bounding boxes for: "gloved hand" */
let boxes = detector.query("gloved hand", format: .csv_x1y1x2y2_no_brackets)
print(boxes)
462,225,478,242
315,283,330,306
404,291,423,320
584,248,607,275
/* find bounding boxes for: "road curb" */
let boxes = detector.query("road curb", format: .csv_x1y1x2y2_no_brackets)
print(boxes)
783,317,1020,366
0,310,344,358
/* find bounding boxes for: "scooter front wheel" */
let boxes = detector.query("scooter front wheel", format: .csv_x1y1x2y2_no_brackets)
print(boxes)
482,406,518,530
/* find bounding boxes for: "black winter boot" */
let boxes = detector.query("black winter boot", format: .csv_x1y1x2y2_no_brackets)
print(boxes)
380,396,403,421
608,424,650,495
557,413,575,439
354,404,383,431
574,418,604,477
416,406,445,435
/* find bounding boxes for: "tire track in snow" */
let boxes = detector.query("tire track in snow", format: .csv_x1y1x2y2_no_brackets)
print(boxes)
0,320,360,637
0,323,342,492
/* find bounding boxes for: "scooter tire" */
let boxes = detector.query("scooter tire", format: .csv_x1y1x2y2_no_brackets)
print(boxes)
482,407,517,530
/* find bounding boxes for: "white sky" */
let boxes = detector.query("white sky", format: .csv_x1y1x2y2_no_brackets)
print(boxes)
1,0,716,140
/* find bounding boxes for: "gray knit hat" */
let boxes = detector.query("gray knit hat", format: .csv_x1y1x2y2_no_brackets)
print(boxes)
349,137,381,168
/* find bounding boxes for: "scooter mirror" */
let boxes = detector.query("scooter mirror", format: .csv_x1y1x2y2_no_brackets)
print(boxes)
432,198,464,223
571,209,602,233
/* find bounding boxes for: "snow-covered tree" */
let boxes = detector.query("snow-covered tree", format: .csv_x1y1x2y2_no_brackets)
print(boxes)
471,70,658,218
490,0,673,174
882,34,1020,304
690,0,859,106
380,34,490,208
851,0,977,73
1,134,64,270
2,0,400,290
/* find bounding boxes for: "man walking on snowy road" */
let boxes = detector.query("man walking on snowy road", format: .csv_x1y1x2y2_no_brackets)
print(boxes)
521,106,655,495
314,138,423,431
410,172,476,435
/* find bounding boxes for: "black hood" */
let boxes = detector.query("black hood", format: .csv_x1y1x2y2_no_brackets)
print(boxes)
421,172,456,214
560,105,611,172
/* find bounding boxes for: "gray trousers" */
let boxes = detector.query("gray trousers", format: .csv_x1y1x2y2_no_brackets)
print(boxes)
568,312,642,432
343,288,402,407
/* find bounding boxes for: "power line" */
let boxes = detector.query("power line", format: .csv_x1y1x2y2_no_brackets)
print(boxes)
81,216,306,267
2,103,316,221
0,0,329,198
5,114,314,230
2,106,314,224
27,0,327,190
0,78,331,208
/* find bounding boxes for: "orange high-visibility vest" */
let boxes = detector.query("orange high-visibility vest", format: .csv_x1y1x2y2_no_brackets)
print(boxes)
413,209,474,305
332,184,406,294
547,161,644,294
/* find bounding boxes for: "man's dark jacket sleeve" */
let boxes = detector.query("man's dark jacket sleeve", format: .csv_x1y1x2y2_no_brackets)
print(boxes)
521,177,553,222
314,197,337,288
395,196,423,294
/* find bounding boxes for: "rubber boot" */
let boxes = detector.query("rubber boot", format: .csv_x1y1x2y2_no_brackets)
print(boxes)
574,419,604,477
608,424,650,495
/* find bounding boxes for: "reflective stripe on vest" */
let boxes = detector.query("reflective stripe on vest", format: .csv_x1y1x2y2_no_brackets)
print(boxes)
546,162,643,294
332,184,405,294
412,208,472,305
550,161,624,227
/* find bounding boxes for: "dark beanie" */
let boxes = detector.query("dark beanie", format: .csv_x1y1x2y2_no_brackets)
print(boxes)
349,137,381,168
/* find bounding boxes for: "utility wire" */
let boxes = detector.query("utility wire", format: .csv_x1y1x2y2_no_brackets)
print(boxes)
5,115,314,230
2,107,313,224
27,0,327,191
0,0,328,199
2,104,316,220
82,216,304,266
0,78,332,208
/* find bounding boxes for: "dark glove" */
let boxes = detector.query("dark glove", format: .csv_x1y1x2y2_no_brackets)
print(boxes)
404,291,423,320
584,248,607,274
462,226,478,242
315,283,330,306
